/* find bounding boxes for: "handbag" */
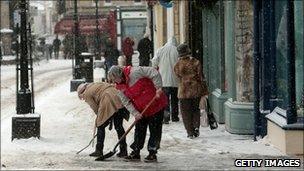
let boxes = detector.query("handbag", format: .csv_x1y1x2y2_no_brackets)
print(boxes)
200,109,209,127
206,99,218,130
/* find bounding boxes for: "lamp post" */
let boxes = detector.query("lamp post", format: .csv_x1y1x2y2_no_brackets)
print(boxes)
70,0,85,91
12,0,40,140
147,0,155,57
95,0,101,60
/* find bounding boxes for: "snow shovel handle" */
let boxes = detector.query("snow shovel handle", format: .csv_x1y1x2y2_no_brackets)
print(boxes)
112,95,158,151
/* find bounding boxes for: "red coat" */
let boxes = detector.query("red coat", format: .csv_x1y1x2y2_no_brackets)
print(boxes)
116,66,167,117
122,37,134,57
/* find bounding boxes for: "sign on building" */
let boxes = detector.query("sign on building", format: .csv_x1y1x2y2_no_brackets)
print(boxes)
121,11,147,19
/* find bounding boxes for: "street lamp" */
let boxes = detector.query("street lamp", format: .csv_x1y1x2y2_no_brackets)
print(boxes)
70,0,85,91
147,0,157,57
12,0,40,140
95,0,101,60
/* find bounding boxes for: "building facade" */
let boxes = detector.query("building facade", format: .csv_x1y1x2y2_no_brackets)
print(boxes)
0,1,13,55
153,0,303,155
55,0,147,51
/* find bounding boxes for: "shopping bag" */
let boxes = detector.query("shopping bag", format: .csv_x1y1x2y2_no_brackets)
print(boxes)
200,109,209,127
206,99,218,130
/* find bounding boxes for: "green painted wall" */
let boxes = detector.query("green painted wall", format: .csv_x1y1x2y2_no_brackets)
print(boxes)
294,0,303,114
224,1,236,101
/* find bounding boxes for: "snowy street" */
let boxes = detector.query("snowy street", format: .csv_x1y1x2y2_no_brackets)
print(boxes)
1,60,301,170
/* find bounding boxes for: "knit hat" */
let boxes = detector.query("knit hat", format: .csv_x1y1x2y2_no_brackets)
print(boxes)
177,43,191,57
108,65,123,81
77,83,88,99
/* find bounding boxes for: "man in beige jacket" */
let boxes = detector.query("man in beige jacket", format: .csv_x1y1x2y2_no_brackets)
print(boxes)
77,82,129,158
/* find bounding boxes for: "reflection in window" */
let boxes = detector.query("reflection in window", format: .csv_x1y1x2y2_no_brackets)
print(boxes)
275,1,288,109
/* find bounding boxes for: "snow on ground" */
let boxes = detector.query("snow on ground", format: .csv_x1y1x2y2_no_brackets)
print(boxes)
1,60,302,170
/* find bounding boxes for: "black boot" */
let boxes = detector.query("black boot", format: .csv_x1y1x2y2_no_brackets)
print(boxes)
144,151,157,163
90,144,103,157
194,128,200,137
124,150,140,161
116,145,128,158
172,115,180,122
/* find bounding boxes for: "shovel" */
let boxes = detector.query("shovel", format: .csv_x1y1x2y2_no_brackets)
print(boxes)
95,95,158,161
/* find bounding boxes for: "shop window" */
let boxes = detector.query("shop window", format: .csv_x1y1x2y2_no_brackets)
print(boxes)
275,0,288,109
294,0,304,116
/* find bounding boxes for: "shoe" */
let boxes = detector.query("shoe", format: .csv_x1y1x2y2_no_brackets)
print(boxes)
163,117,170,124
95,155,105,161
89,150,103,157
144,153,157,163
163,121,169,124
124,151,140,161
116,146,128,158
172,117,180,122
194,128,200,137
187,135,195,139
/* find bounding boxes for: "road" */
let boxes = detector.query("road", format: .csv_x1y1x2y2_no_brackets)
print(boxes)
1,60,72,120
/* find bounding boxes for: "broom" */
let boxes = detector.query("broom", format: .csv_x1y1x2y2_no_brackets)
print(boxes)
95,95,157,161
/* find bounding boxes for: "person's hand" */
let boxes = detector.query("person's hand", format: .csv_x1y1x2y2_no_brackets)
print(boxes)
134,113,143,121
156,88,163,99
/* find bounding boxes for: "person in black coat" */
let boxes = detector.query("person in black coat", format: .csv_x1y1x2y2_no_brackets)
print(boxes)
104,41,120,79
137,33,153,66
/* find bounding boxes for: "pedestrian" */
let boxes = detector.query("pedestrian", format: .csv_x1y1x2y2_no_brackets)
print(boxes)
39,37,46,56
122,37,134,66
152,37,179,124
77,82,129,159
53,35,61,59
108,65,167,162
137,33,153,66
0,41,3,58
174,43,208,139
104,40,120,79
48,44,53,59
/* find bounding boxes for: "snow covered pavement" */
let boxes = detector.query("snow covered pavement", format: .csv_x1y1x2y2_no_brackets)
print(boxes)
1,60,302,170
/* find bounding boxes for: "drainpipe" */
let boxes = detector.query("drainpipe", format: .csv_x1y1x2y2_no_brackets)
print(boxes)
219,0,225,92
286,0,297,124
253,0,261,141
148,4,154,57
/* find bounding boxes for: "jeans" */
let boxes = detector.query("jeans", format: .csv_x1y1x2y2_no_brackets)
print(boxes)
96,108,128,151
130,110,164,154
163,87,179,121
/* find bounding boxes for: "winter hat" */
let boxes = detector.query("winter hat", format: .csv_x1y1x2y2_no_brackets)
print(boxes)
108,65,123,81
177,43,191,57
77,83,88,99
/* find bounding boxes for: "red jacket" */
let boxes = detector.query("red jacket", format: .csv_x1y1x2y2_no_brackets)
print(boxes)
122,37,134,57
116,66,167,117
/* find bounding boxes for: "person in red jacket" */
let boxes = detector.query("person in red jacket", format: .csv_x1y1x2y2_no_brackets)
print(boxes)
108,65,167,162
122,37,134,66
